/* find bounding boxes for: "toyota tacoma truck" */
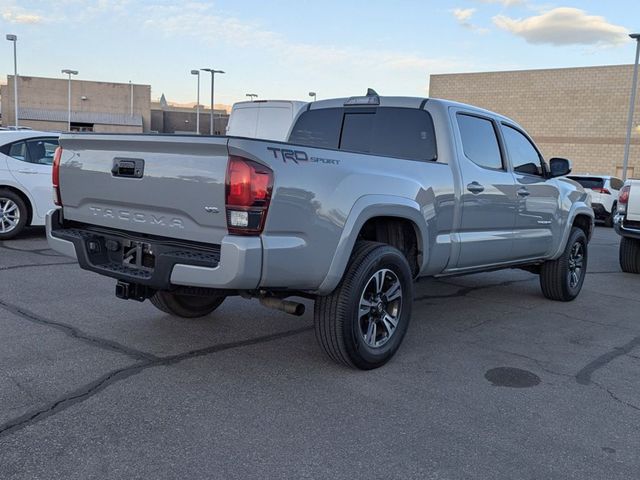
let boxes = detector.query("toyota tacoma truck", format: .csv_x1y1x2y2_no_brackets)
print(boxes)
47,92,594,369
615,179,640,273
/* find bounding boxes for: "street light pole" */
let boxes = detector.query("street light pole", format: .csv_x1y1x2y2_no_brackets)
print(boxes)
61,69,78,132
308,91,317,102
246,93,258,101
623,33,640,181
201,68,225,135
191,70,200,134
6,34,18,127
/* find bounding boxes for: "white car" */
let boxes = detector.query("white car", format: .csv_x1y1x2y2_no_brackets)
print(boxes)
226,100,307,141
0,131,59,239
567,175,624,227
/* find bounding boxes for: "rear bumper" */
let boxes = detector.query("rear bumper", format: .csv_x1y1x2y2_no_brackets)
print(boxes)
615,214,640,240
46,209,262,290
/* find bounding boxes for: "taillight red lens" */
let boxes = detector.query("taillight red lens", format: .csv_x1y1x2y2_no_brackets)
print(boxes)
225,156,273,235
619,185,630,205
52,146,63,206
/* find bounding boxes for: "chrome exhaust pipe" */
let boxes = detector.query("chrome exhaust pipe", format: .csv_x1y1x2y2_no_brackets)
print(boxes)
259,297,305,316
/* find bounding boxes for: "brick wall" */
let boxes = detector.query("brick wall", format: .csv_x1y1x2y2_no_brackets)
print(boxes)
429,65,640,177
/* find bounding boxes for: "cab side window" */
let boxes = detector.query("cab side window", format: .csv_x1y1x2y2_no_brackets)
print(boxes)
457,113,503,170
502,125,543,176
26,138,59,165
8,142,28,162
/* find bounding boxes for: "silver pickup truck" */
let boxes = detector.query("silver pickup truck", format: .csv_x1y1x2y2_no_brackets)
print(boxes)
47,92,594,369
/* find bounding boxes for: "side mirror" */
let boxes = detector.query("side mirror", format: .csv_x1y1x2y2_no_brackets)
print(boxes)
549,157,571,178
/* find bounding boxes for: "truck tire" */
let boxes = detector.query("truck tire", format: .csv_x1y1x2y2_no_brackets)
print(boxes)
0,189,28,240
619,237,640,273
150,291,225,318
314,241,413,370
539,227,587,301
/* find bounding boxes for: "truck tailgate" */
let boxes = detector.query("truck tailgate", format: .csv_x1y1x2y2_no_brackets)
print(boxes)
58,134,230,245
628,180,640,222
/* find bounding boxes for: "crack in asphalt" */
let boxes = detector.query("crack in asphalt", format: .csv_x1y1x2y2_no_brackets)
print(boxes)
0,325,313,439
0,244,63,257
0,261,77,272
592,380,640,412
575,334,640,385
0,300,160,363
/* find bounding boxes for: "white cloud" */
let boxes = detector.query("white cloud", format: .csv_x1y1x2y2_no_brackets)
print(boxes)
451,7,489,34
452,8,476,22
142,2,462,74
477,0,525,6
493,7,629,46
1,9,43,24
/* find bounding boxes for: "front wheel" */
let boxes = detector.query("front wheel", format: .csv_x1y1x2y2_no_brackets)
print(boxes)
314,241,413,370
539,227,588,301
150,291,226,318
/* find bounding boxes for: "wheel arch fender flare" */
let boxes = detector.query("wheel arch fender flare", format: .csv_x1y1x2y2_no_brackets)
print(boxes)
317,195,429,295
550,202,594,260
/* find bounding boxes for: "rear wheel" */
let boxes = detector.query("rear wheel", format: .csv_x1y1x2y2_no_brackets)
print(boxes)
150,291,226,318
619,237,640,273
0,190,28,240
314,241,413,370
540,227,588,301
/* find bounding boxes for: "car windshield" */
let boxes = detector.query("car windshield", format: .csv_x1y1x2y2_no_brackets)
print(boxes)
568,176,604,189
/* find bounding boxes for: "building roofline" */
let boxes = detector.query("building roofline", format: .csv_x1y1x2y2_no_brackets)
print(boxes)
430,63,636,78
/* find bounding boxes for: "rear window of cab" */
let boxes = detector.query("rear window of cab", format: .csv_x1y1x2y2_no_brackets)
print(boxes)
288,107,437,162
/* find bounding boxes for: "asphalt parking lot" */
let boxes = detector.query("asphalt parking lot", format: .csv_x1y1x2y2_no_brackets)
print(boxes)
1,225,639,479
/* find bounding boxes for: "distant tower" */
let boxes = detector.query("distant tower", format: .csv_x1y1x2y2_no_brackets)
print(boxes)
159,93,168,108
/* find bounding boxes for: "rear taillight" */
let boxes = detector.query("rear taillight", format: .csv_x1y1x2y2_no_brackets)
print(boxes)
225,156,273,235
52,147,62,206
592,187,611,195
618,185,631,214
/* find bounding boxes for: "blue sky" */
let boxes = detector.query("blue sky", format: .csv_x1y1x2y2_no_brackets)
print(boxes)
1,0,639,107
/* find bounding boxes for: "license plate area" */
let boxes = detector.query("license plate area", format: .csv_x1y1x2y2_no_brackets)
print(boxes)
122,240,155,271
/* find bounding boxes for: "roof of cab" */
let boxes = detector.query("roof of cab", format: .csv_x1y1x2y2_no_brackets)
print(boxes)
308,95,518,127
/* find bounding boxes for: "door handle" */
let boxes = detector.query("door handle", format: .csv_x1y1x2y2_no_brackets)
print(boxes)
17,169,38,174
517,188,530,197
466,182,485,194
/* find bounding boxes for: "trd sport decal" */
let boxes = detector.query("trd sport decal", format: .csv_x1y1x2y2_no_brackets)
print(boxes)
267,147,340,165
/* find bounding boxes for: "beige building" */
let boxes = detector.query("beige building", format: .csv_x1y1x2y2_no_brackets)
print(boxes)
1,75,151,133
429,65,640,178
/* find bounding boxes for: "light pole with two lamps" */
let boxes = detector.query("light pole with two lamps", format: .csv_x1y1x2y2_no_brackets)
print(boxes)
201,68,224,135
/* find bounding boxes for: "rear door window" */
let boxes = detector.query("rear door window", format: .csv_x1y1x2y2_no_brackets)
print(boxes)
26,138,59,165
8,141,28,162
456,114,503,170
288,108,342,149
